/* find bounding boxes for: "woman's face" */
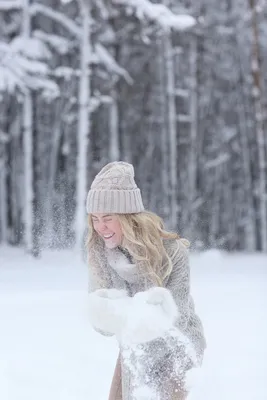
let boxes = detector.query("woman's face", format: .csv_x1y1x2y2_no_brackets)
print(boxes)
91,213,123,249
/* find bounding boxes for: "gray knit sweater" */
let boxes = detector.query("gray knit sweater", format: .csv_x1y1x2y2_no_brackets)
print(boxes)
88,238,206,399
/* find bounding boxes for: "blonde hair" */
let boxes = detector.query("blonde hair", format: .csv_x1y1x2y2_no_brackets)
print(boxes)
87,211,179,286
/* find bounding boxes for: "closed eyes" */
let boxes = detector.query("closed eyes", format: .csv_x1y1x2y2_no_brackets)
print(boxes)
92,218,112,223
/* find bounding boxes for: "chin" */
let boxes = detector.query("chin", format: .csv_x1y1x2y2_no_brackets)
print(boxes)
104,240,120,249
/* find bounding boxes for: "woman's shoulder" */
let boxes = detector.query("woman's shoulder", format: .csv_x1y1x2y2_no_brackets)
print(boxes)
162,237,190,259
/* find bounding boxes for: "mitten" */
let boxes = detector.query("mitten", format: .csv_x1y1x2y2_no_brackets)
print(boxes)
120,287,179,344
88,288,131,336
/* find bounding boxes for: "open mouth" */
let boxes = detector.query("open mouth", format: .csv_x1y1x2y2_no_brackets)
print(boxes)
103,233,115,240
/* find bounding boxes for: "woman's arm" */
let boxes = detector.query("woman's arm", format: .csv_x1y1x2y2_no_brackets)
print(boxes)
164,238,206,364
164,238,194,330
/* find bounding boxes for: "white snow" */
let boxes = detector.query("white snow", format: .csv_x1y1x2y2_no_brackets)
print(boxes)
30,3,81,38
133,385,158,400
33,30,71,56
29,4,132,83
112,0,196,31
0,1,21,10
95,44,133,84
0,40,59,96
11,36,52,60
119,287,180,345
0,246,266,400
0,65,24,93
15,55,49,75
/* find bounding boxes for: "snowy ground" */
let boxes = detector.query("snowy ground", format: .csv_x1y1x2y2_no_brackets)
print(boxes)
0,245,266,400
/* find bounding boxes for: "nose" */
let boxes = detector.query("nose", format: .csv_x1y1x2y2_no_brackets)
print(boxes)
98,221,107,233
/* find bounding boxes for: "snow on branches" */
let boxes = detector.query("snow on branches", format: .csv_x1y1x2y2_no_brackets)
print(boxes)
112,0,196,31
30,3,81,37
0,39,59,98
0,0,21,10
33,30,71,55
30,3,132,82
95,44,133,84
11,35,52,60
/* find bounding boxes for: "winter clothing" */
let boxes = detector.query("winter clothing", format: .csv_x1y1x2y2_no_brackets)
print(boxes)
88,237,206,400
121,287,180,344
88,286,179,344
108,354,188,400
88,288,130,336
86,161,144,214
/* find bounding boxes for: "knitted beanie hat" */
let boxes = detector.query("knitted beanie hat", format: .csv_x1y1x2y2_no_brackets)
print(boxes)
86,161,145,214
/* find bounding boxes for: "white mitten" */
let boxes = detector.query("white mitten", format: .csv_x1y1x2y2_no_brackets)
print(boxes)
145,287,179,321
120,287,179,344
88,288,131,335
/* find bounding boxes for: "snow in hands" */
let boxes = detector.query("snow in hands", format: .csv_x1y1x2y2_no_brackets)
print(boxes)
119,288,198,399
88,286,199,399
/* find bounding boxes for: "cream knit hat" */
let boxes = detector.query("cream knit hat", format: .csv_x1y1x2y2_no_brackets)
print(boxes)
86,161,145,214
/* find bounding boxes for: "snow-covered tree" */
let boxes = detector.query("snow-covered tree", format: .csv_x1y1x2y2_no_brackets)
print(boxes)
1,0,267,252
248,0,267,251
75,0,91,251
0,1,59,253
0,129,9,243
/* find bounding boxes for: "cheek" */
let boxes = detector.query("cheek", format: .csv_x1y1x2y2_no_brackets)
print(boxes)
92,223,98,232
92,223,102,235
113,222,122,238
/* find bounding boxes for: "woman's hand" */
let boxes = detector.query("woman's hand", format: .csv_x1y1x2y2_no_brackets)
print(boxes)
144,287,179,321
88,287,183,347
120,287,179,344
88,288,131,336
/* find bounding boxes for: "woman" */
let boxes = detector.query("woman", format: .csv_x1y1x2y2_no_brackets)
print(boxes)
86,161,206,400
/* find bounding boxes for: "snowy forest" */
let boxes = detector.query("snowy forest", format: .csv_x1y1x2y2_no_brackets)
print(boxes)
0,0,267,255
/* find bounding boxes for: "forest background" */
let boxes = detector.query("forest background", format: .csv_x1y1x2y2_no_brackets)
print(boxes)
1,0,267,256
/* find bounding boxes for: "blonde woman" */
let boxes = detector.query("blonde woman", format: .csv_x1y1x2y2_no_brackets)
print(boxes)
86,162,206,400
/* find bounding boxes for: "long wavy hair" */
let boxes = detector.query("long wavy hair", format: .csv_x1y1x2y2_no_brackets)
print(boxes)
87,211,180,286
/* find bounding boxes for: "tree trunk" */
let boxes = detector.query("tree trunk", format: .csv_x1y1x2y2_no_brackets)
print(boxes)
0,146,8,243
209,166,221,246
159,36,170,220
236,32,257,251
163,30,178,230
248,0,267,251
188,34,198,239
22,0,34,253
74,0,91,252
109,90,120,161
44,104,62,249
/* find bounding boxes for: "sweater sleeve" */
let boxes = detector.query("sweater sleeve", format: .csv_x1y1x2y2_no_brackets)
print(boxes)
164,238,206,364
88,258,113,292
164,238,193,330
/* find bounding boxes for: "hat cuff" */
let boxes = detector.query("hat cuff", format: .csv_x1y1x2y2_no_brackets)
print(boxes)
86,189,145,214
